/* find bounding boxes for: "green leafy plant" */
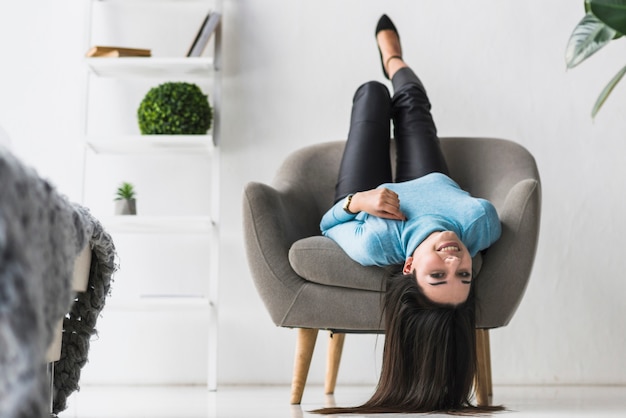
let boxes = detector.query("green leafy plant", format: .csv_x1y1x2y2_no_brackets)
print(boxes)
566,0,626,117
137,82,212,134
115,182,136,201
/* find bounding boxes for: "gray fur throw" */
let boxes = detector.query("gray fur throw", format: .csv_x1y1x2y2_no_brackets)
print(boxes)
0,146,117,418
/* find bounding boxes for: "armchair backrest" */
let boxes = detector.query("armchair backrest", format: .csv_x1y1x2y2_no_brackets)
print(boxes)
274,138,539,219
272,141,343,237
441,138,540,212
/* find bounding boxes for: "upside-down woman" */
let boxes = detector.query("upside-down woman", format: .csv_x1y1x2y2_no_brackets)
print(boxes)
315,14,505,414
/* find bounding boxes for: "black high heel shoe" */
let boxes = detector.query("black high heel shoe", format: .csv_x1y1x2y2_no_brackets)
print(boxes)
375,14,402,80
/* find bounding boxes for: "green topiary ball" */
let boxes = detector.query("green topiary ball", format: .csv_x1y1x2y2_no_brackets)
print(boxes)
137,82,212,135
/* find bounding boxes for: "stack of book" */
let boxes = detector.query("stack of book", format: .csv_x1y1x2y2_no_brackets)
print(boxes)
86,46,151,58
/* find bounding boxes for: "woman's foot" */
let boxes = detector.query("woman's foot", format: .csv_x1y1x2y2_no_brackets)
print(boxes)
375,14,407,79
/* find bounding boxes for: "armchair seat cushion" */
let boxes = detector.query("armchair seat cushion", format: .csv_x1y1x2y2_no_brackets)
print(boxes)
289,236,394,292
289,235,483,292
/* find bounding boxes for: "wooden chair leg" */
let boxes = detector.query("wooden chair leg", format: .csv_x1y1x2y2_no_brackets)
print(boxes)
474,328,492,406
324,332,345,394
484,328,493,397
291,328,319,404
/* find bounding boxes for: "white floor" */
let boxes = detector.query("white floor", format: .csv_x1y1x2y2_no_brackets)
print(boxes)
56,384,626,417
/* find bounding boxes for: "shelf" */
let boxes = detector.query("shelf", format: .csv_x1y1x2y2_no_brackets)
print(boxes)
86,57,215,78
95,0,212,3
106,294,214,312
86,135,214,155
103,215,214,233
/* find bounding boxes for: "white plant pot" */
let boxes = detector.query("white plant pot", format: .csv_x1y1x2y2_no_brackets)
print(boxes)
115,199,137,215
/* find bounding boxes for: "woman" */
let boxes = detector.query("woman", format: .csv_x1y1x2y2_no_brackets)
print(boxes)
315,14,504,414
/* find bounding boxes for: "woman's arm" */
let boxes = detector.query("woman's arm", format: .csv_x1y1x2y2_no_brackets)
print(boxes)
349,188,406,221
320,187,406,233
320,199,357,233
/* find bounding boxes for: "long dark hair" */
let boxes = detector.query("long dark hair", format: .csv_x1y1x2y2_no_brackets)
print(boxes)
313,272,505,414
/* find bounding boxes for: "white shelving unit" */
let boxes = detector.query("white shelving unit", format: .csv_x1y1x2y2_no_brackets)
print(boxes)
81,0,221,391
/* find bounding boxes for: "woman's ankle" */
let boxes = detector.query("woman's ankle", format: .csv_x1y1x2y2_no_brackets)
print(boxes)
377,30,403,75
387,56,408,79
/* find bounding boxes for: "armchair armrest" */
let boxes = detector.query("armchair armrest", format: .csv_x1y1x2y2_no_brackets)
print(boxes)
475,178,541,328
243,182,321,326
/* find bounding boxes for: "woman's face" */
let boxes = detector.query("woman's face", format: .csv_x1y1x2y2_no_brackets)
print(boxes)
403,231,472,306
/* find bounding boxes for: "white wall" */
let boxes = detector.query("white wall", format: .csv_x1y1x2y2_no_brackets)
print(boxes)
1,0,626,387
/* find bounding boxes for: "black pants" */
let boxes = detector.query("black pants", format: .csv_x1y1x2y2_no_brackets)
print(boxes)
334,67,449,203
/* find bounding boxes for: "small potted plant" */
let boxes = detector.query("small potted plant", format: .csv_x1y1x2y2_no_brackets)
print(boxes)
114,182,137,215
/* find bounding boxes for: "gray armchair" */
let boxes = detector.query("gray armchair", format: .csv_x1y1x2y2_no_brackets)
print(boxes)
243,138,541,405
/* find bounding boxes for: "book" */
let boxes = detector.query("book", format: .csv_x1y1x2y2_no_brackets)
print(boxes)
187,11,221,57
86,46,152,58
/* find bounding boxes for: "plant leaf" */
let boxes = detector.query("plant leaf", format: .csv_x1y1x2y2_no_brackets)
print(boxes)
589,0,626,35
565,12,616,69
592,63,626,118
587,0,624,38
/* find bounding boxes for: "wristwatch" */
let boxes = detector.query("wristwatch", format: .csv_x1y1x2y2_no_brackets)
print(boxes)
343,194,356,214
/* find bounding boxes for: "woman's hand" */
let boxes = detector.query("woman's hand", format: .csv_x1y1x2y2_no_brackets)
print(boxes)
349,188,406,221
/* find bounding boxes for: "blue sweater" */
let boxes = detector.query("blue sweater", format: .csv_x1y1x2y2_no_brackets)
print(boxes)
320,173,502,266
